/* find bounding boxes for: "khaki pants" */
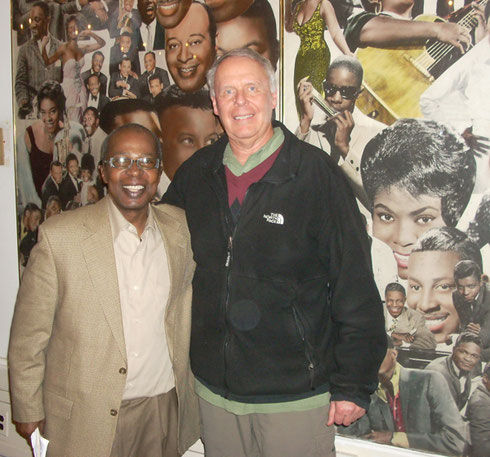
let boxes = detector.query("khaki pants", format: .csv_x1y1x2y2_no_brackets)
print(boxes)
110,388,179,457
199,397,336,457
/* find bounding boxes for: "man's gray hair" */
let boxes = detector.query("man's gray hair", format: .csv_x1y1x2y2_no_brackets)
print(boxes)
207,48,277,97
100,123,163,162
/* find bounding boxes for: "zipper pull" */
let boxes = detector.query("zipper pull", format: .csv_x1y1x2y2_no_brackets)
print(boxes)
225,236,232,267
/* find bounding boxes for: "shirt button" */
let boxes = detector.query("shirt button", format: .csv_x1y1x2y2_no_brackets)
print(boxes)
130,351,139,358
110,409,118,416
119,367,127,374
133,285,140,291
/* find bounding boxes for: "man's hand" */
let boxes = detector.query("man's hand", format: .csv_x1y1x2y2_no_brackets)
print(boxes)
364,430,393,444
392,332,415,344
297,77,314,134
462,127,490,156
466,322,481,336
472,2,487,43
332,111,354,158
435,23,471,54
327,400,366,427
14,420,45,441
116,80,129,89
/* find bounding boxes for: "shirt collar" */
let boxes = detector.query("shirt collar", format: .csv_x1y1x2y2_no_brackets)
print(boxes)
223,127,284,177
107,196,155,241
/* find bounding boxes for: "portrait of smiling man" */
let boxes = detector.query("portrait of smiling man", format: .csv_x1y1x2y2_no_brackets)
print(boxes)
8,124,199,457
407,227,483,347
162,48,386,457
165,1,217,93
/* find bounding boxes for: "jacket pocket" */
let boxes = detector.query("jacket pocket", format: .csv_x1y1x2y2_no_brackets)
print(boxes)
291,304,316,389
44,390,73,420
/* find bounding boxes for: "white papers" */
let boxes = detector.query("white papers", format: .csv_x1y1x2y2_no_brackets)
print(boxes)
30,427,49,457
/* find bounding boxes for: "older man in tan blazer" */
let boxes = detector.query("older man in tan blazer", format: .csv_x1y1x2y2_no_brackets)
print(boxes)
8,124,199,457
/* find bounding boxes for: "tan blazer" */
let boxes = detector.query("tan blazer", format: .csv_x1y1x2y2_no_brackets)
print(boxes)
8,197,200,457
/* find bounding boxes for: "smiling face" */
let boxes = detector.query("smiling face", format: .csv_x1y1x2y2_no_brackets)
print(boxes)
156,0,192,29
165,3,215,93
40,98,61,136
101,128,162,222
159,105,219,179
144,52,157,72
452,342,481,373
456,276,482,303
92,53,104,73
119,35,132,53
385,290,406,318
372,186,445,279
123,0,134,12
138,0,157,24
66,19,79,41
217,15,272,63
407,250,461,343
67,158,80,178
87,75,101,97
211,56,276,152
29,6,49,40
51,164,63,184
205,0,253,22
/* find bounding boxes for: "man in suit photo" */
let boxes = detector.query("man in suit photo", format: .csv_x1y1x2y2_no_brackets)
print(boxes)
41,160,63,210
137,0,166,51
59,153,82,209
86,74,110,113
453,260,490,361
425,332,483,413
342,336,466,456
8,124,199,457
109,57,140,99
138,51,170,100
82,51,109,97
15,1,62,117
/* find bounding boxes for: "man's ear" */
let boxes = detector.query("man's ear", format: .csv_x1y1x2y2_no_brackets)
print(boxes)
100,163,108,185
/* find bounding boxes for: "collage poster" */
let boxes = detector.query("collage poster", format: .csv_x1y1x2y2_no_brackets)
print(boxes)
11,1,490,456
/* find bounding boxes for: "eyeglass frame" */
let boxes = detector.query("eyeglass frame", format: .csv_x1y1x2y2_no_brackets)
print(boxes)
103,156,162,170
322,81,362,100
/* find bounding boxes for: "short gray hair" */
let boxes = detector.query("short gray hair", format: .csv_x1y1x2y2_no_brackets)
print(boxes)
100,123,163,162
207,48,276,97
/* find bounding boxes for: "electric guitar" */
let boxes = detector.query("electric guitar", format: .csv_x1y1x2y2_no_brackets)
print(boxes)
355,0,487,124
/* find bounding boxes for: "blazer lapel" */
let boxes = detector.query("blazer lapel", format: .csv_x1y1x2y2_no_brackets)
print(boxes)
29,39,45,67
81,198,127,362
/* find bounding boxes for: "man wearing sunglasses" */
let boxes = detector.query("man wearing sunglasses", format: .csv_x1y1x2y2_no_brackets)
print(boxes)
296,55,385,210
9,124,199,457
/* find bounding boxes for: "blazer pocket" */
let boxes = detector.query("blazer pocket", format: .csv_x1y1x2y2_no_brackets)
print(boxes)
44,390,74,420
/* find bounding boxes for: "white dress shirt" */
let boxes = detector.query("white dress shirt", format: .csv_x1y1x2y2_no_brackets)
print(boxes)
140,19,157,51
108,198,174,400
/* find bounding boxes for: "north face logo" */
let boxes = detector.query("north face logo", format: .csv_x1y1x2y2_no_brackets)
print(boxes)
263,213,284,225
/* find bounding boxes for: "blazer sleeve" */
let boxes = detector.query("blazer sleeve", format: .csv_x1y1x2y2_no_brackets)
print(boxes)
8,225,59,423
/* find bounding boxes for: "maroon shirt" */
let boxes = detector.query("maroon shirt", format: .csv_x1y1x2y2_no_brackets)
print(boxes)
225,146,282,207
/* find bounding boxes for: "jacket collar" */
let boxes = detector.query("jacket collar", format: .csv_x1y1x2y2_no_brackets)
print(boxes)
202,121,302,184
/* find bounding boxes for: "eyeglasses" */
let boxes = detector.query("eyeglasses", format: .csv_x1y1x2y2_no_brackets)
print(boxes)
322,81,360,100
104,157,161,170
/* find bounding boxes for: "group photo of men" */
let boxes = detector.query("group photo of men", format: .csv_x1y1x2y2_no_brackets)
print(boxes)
7,0,490,457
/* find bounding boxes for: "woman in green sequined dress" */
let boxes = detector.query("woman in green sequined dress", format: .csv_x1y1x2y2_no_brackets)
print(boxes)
286,0,353,112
